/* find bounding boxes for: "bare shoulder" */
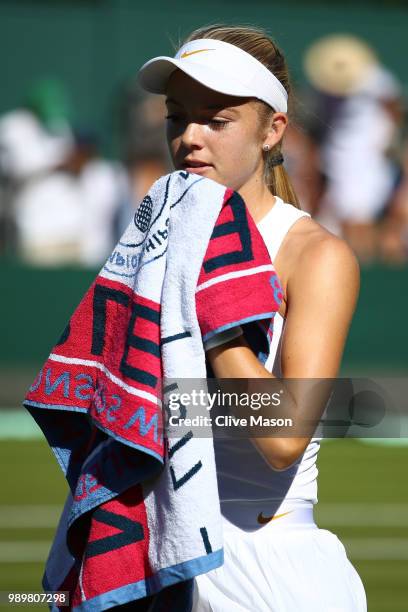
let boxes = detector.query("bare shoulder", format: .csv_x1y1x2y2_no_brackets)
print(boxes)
298,217,358,266
286,217,360,295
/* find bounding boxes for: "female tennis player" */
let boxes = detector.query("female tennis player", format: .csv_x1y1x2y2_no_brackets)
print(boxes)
138,24,367,611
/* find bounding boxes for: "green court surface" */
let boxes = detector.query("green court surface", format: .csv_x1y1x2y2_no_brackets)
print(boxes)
0,438,407,611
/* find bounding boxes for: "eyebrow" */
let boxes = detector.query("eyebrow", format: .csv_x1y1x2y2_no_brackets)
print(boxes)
165,98,239,115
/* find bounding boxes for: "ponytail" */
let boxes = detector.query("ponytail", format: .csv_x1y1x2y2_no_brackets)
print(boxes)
264,146,300,208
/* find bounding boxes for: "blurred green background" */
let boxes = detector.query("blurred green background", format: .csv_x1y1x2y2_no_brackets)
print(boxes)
1,1,408,611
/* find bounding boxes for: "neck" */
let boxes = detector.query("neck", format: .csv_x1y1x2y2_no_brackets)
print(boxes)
238,172,276,224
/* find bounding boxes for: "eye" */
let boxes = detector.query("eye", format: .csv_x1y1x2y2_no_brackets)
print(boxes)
209,119,229,130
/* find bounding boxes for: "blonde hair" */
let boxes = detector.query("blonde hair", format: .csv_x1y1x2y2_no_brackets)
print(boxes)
181,24,300,208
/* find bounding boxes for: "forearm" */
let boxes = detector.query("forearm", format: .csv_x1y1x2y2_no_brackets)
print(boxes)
206,335,274,379
206,337,315,469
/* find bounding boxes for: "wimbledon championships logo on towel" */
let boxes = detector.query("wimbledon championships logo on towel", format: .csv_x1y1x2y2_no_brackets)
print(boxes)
135,195,153,232
104,192,170,279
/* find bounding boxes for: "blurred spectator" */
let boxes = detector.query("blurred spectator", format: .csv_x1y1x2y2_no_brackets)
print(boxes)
0,110,65,254
0,108,71,181
0,78,73,181
13,167,83,266
303,35,404,262
13,129,125,267
379,141,408,264
64,130,125,267
0,78,126,267
0,78,73,256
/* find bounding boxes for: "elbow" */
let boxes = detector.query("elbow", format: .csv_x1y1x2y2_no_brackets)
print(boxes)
268,454,300,472
260,439,306,471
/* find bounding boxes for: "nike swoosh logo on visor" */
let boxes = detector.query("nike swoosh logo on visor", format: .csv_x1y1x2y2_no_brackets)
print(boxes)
257,510,293,525
180,49,215,59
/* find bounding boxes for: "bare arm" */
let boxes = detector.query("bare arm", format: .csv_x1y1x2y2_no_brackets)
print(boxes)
206,235,360,469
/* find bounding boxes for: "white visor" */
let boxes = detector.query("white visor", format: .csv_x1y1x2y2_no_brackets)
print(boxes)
137,38,288,113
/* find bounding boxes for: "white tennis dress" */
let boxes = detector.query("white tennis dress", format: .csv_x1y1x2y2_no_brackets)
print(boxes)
192,197,367,612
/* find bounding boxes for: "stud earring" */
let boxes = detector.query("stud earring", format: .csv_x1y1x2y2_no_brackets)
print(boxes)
263,144,271,152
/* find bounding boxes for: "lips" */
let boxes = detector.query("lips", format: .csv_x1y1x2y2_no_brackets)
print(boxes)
181,160,213,174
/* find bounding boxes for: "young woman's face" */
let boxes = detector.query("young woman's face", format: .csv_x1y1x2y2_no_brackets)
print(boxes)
165,70,270,192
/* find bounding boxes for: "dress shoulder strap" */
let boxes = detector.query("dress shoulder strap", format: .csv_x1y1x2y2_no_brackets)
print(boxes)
257,197,311,262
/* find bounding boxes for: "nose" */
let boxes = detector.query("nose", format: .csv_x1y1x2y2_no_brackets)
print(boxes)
180,121,204,150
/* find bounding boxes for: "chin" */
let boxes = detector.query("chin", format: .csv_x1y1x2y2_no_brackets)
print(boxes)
192,169,231,187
